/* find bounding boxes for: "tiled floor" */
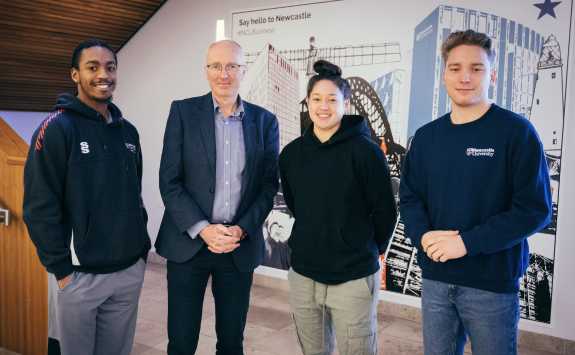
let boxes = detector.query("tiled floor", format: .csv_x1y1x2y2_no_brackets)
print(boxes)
131,263,560,355
0,263,563,355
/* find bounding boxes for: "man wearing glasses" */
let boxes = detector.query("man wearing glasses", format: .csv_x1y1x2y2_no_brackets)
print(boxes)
155,40,279,354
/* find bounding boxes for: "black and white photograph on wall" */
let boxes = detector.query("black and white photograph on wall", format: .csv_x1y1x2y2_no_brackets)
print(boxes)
233,0,571,324
262,194,293,270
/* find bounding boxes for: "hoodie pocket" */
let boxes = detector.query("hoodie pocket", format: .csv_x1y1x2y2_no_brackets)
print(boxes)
76,213,93,252
336,227,356,252
76,208,148,267
339,222,372,252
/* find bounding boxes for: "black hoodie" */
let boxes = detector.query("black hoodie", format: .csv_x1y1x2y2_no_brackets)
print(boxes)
279,115,397,284
23,94,150,280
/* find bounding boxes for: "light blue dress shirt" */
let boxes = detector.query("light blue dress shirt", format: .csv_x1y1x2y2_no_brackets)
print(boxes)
186,97,246,239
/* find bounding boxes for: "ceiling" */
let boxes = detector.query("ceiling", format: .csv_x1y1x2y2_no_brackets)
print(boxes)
0,0,166,112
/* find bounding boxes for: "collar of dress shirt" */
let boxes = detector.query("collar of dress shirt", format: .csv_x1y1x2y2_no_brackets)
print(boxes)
212,96,245,120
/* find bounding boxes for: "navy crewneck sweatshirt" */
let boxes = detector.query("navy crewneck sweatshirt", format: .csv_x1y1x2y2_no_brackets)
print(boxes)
400,104,552,293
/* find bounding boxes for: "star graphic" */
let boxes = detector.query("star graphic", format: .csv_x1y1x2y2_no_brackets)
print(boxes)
534,0,562,19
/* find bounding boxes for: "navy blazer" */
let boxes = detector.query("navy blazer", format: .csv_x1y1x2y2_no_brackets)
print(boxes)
155,92,280,271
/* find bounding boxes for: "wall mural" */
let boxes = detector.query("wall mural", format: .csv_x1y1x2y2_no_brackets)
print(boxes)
232,0,571,324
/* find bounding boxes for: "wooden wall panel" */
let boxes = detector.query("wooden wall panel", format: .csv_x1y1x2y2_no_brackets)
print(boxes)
0,118,47,354
0,0,166,111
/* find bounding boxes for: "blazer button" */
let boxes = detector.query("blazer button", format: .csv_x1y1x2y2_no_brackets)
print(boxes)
209,187,214,193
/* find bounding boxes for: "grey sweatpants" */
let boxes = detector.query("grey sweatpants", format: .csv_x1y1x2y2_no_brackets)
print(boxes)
288,268,380,355
54,259,146,355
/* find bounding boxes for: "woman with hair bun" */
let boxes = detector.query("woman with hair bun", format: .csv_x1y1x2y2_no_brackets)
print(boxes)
279,60,397,355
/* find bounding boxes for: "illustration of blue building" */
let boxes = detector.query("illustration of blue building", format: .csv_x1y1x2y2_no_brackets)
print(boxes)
371,70,406,145
407,5,544,138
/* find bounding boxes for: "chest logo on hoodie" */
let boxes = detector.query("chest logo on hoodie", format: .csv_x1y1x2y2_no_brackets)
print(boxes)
125,143,136,153
80,142,90,154
466,147,495,157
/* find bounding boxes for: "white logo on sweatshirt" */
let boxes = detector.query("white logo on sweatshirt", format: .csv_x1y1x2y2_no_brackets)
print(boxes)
80,142,90,154
466,147,495,157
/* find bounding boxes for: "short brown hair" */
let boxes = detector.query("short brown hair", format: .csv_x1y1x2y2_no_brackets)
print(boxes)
441,30,494,63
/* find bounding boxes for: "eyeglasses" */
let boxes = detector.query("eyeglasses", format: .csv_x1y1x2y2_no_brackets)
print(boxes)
206,63,244,74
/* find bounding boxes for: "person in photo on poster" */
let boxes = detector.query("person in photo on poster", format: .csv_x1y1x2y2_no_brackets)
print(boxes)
263,209,293,270
279,60,397,355
155,40,279,354
399,30,552,355
23,38,151,355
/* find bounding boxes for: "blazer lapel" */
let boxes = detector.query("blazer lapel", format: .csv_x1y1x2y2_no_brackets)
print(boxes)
241,104,257,198
198,93,216,177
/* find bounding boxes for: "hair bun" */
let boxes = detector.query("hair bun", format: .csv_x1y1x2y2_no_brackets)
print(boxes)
313,60,342,77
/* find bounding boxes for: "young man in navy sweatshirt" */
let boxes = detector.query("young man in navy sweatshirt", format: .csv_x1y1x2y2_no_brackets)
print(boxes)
23,39,150,355
400,30,552,355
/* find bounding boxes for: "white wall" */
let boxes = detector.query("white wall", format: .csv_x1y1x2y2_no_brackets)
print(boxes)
0,111,48,144
547,0,575,339
114,0,575,341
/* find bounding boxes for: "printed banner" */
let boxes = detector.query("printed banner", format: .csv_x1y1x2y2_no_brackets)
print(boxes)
232,0,571,324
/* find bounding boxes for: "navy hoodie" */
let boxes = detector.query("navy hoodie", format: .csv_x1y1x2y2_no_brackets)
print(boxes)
400,104,552,293
23,94,150,280
279,115,397,284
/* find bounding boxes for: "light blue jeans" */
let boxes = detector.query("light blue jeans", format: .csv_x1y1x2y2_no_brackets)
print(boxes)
421,278,519,355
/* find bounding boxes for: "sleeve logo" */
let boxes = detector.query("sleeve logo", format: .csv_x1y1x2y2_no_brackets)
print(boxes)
125,143,136,153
